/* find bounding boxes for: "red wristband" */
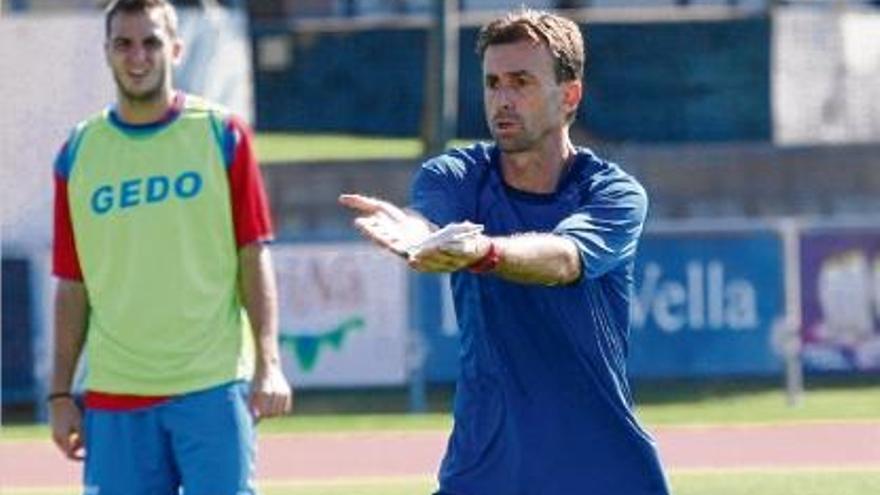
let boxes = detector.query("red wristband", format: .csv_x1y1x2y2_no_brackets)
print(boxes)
468,240,501,273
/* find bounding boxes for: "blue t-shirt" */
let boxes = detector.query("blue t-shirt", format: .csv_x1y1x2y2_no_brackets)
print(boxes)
411,143,669,495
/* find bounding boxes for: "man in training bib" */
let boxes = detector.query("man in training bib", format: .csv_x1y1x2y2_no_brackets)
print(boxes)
49,1,292,493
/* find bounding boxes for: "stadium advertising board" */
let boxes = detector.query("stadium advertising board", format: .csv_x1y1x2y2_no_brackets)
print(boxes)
799,227,880,372
628,231,785,377
272,244,409,387
1,258,36,404
416,274,460,382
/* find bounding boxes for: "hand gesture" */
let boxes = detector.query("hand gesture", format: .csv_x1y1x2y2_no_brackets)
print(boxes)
408,223,491,273
338,194,431,258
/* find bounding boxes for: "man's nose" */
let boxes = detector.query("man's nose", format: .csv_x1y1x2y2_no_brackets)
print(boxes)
494,87,515,110
127,45,148,63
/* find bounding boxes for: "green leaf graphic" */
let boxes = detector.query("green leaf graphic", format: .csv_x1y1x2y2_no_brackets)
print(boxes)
279,316,365,372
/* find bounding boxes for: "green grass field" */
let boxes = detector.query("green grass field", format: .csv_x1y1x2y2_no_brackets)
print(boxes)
3,378,878,440
5,469,880,495
254,133,476,163
2,379,878,495
633,376,880,425
256,469,880,495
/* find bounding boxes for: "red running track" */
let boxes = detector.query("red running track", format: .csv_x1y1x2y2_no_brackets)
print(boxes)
2,422,878,488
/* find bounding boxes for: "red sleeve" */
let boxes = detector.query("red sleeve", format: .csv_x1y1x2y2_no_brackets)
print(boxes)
53,171,83,280
226,116,274,247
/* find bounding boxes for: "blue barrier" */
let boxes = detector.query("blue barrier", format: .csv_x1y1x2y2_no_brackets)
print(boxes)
2,258,36,404
414,273,459,382
628,231,785,377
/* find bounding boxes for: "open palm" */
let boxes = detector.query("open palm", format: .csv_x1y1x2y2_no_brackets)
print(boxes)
338,194,432,257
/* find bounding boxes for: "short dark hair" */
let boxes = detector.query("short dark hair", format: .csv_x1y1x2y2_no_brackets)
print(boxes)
104,0,179,39
476,9,586,84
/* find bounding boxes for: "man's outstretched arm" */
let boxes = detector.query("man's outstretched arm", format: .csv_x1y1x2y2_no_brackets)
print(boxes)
339,193,580,285
338,194,435,258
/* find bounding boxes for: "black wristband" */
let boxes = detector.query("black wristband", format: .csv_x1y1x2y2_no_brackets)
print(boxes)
47,392,74,402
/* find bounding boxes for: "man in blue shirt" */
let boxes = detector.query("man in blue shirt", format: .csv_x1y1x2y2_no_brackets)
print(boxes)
340,9,668,495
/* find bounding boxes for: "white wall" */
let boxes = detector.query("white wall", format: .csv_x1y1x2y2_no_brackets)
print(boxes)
773,6,880,145
0,14,112,251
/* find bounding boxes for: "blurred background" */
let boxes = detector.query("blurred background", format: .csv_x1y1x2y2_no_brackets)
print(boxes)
1,0,879,429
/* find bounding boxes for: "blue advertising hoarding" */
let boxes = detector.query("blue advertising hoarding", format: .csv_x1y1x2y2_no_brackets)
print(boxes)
629,230,786,377
417,228,788,382
1,257,36,404
414,273,460,383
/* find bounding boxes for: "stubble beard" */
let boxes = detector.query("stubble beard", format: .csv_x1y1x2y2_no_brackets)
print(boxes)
494,135,532,154
491,121,534,153
113,66,167,106
492,123,549,154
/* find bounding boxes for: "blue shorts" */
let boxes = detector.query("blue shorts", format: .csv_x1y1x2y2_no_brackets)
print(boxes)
83,381,255,495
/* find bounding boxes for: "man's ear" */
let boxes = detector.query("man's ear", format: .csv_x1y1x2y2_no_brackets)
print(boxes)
562,79,583,116
171,38,184,66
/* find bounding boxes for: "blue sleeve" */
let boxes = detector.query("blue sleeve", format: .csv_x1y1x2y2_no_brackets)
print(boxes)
54,123,88,180
53,140,73,179
207,112,237,169
409,155,467,227
554,170,648,279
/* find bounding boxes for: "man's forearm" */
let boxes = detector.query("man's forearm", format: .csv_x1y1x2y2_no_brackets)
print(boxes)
491,233,581,286
238,243,281,368
52,280,88,394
